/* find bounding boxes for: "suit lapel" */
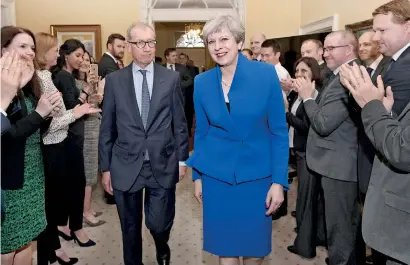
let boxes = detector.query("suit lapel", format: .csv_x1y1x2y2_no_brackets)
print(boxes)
146,64,164,130
398,103,410,120
214,63,240,138
371,56,390,84
124,64,144,128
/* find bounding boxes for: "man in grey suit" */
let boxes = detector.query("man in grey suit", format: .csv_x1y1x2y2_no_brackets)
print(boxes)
99,22,189,265
340,63,410,265
295,30,361,265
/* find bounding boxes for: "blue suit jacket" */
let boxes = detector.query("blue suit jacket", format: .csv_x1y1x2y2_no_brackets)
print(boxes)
186,54,289,188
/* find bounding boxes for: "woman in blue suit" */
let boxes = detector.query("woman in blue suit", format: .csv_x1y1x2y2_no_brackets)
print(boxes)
186,15,289,265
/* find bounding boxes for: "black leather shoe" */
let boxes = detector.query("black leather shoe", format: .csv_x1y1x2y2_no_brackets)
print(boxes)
287,245,315,259
291,211,296,218
156,254,170,265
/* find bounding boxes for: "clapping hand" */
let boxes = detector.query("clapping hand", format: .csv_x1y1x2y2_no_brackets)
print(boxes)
35,91,62,118
340,63,394,112
280,78,294,93
1,51,22,109
293,77,315,100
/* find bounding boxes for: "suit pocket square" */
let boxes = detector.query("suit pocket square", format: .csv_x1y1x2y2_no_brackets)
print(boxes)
384,191,410,214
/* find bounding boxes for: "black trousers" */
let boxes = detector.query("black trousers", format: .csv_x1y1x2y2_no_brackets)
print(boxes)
293,152,326,258
37,141,70,264
321,176,361,265
114,162,176,265
56,134,86,231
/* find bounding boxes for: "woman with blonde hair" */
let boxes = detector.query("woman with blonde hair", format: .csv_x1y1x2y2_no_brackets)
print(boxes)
34,32,100,264
186,15,289,265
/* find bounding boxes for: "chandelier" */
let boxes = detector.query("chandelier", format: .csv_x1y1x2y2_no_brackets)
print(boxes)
176,23,204,48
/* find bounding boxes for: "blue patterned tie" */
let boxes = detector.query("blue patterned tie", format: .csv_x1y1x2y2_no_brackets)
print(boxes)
139,69,150,160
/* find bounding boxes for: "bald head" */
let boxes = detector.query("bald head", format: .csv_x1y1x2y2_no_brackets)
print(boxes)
127,22,155,41
324,30,359,70
328,30,358,55
358,30,380,66
250,32,266,58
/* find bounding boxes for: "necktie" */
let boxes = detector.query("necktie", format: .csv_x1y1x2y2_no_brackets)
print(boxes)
366,67,373,77
139,69,150,160
385,58,395,75
170,64,174,71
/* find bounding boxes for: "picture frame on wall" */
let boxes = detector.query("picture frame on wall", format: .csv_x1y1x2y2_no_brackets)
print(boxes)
50,24,102,61
345,19,373,37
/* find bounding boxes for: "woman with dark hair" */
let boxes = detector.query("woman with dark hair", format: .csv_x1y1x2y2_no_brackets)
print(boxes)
51,39,96,247
0,26,61,265
285,57,326,259
74,50,106,227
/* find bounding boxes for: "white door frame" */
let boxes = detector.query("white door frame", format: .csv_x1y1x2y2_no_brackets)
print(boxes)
299,14,339,35
141,0,246,27
1,0,16,26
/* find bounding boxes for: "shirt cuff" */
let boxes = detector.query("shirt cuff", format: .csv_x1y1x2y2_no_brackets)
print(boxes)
0,108,7,116
179,161,186,166
303,98,314,103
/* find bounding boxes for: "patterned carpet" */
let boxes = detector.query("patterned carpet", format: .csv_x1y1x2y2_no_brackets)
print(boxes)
32,169,327,265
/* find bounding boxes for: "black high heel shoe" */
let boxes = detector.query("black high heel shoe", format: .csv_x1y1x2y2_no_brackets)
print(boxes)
70,231,96,247
58,230,73,241
56,256,79,265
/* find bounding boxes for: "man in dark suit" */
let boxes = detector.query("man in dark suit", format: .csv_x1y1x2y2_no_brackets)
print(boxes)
98,33,126,78
98,33,126,204
339,62,410,265
178,53,198,137
373,0,410,116
163,48,193,100
356,29,391,265
298,31,361,265
99,22,189,265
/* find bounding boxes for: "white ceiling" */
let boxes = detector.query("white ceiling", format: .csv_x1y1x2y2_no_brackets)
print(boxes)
152,0,233,9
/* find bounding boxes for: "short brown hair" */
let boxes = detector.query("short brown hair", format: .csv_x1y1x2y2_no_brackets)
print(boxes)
34,32,58,70
372,0,410,24
106,33,125,48
261,38,281,53
302,39,323,49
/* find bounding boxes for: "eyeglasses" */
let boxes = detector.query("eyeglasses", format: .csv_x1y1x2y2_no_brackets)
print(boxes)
128,40,157,48
323,45,349,53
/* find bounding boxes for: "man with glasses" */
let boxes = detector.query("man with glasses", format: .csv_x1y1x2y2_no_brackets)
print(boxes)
99,22,189,265
296,30,361,265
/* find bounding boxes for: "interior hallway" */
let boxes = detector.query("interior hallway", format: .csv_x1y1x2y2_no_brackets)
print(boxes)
33,169,327,265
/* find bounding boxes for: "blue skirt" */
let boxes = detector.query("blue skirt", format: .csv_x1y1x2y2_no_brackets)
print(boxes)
202,175,272,257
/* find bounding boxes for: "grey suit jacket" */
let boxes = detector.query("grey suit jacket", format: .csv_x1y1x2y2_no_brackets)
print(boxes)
361,100,410,264
304,64,359,182
99,63,189,190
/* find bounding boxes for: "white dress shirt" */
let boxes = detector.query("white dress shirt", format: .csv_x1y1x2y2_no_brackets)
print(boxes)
368,54,384,77
392,41,410,61
132,62,186,166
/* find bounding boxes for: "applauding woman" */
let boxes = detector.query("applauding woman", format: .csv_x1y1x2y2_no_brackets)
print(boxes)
186,15,289,265
35,32,100,265
1,26,61,265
